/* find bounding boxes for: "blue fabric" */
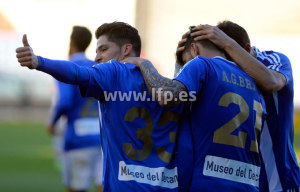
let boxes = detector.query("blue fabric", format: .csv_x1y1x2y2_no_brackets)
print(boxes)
176,104,194,192
254,47,300,191
37,56,91,86
46,53,101,151
174,56,266,192
38,57,183,191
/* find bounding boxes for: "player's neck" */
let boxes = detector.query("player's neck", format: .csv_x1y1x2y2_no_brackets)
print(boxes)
69,47,80,58
200,49,226,59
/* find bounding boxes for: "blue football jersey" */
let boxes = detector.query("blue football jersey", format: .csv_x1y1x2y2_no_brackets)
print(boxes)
174,56,266,192
175,105,194,192
50,53,101,151
80,60,183,191
253,47,300,191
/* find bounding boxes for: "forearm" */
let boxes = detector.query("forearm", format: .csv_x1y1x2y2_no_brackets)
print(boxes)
37,56,90,86
139,60,186,107
50,98,71,126
50,107,63,126
224,42,281,92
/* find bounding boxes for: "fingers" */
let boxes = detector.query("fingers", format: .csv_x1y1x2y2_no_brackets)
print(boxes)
177,38,186,49
16,51,32,58
120,58,129,63
192,24,213,31
18,56,32,63
16,47,33,64
16,34,39,69
121,57,136,64
190,26,216,42
16,46,31,53
190,30,209,37
20,61,33,67
190,24,215,39
193,35,210,41
22,34,30,47
177,46,185,52
123,57,148,67
178,38,187,45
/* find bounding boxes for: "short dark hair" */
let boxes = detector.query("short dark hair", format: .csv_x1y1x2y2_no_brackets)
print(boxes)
217,20,250,48
176,26,220,65
71,26,92,52
95,22,141,56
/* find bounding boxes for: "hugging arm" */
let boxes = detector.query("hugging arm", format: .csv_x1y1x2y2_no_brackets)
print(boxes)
191,25,286,92
128,58,187,107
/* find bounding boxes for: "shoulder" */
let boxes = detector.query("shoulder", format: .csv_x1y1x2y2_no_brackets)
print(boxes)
254,47,291,67
174,56,209,78
71,58,97,67
92,59,118,69
183,56,209,68
90,60,131,76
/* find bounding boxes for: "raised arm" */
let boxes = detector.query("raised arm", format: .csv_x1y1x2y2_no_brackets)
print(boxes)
122,57,188,107
191,25,286,93
16,34,90,86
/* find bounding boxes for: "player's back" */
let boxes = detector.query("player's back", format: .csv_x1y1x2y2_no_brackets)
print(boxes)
175,56,265,192
60,55,100,151
254,48,300,191
92,60,183,191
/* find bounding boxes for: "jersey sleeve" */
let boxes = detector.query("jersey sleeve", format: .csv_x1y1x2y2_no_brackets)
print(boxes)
269,52,292,86
173,57,207,96
80,61,117,101
255,50,293,86
37,56,90,86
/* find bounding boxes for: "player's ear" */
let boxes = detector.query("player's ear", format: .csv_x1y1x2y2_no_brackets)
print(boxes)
244,43,251,53
190,43,200,57
122,44,133,57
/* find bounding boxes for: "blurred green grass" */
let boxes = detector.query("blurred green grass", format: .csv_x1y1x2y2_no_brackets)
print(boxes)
0,122,64,192
0,122,299,192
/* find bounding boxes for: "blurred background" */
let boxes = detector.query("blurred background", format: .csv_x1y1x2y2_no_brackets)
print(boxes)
0,0,299,191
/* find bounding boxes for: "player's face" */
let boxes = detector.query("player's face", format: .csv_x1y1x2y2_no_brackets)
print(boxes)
95,35,123,63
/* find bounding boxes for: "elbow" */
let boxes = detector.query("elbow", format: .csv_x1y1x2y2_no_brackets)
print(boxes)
258,70,286,93
261,84,275,93
158,99,168,107
158,97,178,108
261,81,282,93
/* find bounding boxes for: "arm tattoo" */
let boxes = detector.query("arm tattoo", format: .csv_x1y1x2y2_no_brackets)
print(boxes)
139,60,187,107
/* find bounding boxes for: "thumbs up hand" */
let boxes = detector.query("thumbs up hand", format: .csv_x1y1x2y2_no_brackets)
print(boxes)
16,34,39,69
22,34,30,47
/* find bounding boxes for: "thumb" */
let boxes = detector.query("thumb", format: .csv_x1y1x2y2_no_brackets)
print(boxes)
22,34,30,47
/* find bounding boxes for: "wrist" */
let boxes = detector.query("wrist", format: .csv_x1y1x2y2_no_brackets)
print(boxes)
33,55,39,69
36,56,43,70
223,38,237,52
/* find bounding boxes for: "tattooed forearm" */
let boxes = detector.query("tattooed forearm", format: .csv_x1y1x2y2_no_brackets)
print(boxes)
139,60,187,107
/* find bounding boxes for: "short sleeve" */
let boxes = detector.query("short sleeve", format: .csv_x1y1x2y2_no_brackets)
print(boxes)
80,61,117,101
173,57,207,95
268,52,292,86
255,49,293,86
